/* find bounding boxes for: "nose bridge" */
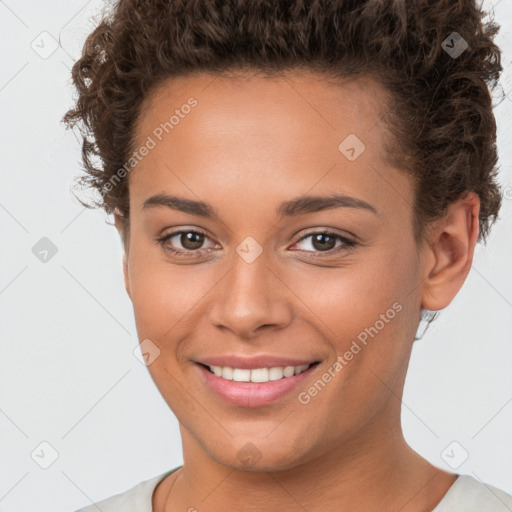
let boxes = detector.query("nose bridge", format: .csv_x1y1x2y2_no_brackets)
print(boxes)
208,245,291,337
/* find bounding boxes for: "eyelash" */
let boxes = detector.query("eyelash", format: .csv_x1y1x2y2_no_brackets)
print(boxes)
155,229,357,259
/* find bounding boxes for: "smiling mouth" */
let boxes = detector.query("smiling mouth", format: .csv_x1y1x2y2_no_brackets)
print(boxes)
199,362,320,383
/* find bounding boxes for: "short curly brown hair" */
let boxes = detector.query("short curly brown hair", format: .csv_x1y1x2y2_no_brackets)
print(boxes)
63,0,503,243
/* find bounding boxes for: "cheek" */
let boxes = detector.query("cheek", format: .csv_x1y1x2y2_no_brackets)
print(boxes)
292,252,419,427
290,244,421,414
126,242,209,342
289,247,418,343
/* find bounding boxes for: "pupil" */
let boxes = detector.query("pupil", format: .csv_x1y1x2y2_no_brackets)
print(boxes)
182,232,204,250
312,233,335,251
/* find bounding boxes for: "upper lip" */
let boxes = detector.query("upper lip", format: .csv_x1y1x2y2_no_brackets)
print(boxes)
196,355,318,369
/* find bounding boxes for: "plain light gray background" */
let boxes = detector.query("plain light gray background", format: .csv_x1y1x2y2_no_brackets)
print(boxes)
1,1,511,511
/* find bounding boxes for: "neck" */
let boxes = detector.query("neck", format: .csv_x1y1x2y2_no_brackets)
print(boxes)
154,352,455,512
156,412,456,512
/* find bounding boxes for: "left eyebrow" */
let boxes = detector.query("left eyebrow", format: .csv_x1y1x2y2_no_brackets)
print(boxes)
277,194,379,217
141,193,379,218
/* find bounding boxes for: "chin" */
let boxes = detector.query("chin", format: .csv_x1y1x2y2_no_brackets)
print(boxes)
203,433,316,473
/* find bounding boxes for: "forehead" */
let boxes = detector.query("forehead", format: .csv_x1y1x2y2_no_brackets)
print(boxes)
135,70,391,150
129,70,409,222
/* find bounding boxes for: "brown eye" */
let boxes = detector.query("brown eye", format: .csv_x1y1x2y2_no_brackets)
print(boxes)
294,231,356,254
157,229,217,256
179,231,205,250
311,233,337,251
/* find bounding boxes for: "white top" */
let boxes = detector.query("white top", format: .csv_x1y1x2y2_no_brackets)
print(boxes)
75,469,512,512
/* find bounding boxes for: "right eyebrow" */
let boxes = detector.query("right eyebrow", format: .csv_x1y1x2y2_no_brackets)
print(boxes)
142,193,220,219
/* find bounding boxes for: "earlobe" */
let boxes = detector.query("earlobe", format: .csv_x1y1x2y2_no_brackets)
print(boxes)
421,192,480,311
114,209,131,299
122,254,131,299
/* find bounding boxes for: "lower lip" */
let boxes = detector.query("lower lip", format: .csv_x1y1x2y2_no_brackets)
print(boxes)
197,363,318,407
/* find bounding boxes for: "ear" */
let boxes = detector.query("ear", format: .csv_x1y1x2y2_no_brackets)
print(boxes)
114,209,131,299
420,192,480,311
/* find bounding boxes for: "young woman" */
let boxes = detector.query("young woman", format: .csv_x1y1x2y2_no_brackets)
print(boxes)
64,0,512,510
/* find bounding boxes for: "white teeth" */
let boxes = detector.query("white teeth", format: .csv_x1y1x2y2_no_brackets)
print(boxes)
283,366,295,377
208,364,312,383
221,367,233,380
268,367,284,381
232,368,251,382
250,368,269,382
294,364,309,375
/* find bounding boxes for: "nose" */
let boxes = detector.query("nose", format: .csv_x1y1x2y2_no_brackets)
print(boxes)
208,249,293,340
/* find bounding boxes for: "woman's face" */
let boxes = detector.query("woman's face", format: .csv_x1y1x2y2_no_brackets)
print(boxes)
121,71,427,470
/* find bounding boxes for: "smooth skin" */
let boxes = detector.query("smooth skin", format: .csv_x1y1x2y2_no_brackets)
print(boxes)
114,70,479,512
